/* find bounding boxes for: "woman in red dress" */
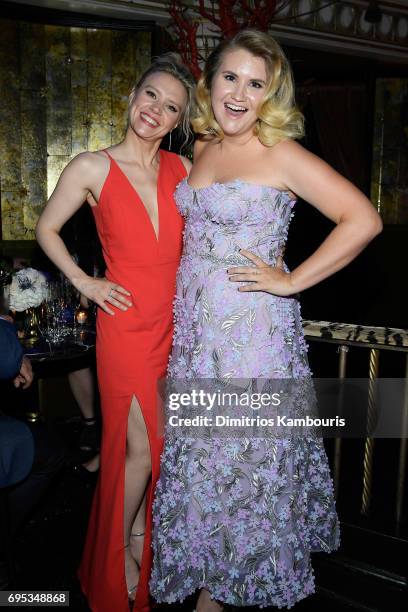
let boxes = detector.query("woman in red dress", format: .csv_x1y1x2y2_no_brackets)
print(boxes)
36,54,195,611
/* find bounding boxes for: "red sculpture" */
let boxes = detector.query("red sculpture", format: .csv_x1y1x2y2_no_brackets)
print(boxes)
168,0,279,78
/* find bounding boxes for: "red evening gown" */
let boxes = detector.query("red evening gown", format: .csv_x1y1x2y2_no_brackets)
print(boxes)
78,149,186,612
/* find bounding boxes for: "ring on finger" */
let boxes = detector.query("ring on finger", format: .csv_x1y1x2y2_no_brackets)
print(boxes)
109,288,115,298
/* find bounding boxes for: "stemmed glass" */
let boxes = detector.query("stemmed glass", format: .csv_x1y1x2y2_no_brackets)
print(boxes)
38,277,76,346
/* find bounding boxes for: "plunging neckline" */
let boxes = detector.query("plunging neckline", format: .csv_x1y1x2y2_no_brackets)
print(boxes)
108,151,162,242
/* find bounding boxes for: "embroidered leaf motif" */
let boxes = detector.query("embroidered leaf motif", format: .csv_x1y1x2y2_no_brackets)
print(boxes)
223,531,234,561
244,555,259,572
251,472,266,499
194,286,203,305
231,338,245,348
202,293,211,322
161,505,182,531
193,343,202,355
221,309,248,334
209,523,223,536
246,309,256,332
207,572,225,587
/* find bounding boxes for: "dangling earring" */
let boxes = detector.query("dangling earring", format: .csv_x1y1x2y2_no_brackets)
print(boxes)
168,129,173,151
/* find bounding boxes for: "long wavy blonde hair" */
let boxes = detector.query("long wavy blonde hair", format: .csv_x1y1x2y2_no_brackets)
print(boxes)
192,29,304,146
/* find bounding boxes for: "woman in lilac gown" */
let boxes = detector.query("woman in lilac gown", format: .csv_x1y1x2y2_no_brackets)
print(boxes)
150,30,382,611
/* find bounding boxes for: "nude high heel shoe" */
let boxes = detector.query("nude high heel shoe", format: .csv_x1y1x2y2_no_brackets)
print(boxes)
126,531,144,602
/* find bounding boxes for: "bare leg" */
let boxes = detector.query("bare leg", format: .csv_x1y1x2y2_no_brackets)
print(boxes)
124,396,151,599
196,589,224,612
82,453,100,472
129,491,147,564
68,367,100,453
68,368,95,420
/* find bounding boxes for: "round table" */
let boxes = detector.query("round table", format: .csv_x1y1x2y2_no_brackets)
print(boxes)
22,328,95,363
21,328,96,421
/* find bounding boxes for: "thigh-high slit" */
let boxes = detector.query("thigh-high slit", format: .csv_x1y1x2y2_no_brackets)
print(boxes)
79,381,163,612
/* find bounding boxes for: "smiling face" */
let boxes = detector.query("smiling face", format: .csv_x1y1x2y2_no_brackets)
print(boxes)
128,71,188,141
210,48,268,138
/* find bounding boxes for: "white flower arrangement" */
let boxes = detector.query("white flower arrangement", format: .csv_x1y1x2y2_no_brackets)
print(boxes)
8,267,48,312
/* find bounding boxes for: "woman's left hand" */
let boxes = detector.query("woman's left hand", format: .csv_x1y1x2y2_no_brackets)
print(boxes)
227,249,295,296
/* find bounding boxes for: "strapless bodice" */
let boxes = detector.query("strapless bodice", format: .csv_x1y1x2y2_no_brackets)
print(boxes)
174,177,296,266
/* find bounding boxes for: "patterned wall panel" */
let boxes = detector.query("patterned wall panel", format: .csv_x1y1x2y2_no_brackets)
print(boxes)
45,25,72,200
112,30,135,145
0,18,151,240
71,28,88,156
0,20,22,239
87,29,112,154
20,23,47,236
371,79,408,225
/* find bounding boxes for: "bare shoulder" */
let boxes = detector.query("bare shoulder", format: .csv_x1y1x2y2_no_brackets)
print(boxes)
64,150,108,177
267,139,325,183
70,151,109,172
178,154,192,173
50,151,109,197
268,139,311,164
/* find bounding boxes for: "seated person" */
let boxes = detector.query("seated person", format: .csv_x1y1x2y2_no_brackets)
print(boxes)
0,317,34,488
0,317,65,587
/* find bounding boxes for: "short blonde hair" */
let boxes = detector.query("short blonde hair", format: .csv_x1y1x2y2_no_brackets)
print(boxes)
192,29,304,146
133,52,196,150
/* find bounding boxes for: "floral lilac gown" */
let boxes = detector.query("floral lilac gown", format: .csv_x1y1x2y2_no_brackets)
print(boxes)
150,178,340,609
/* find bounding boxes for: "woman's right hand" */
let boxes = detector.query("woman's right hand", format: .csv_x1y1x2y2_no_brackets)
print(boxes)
76,276,133,316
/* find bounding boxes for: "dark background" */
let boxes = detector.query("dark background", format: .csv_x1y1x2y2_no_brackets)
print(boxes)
285,46,407,329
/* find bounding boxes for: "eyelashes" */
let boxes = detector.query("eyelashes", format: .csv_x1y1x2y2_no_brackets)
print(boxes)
223,75,264,89
145,90,179,113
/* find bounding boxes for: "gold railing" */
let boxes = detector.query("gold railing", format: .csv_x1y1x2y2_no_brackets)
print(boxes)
302,320,408,527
